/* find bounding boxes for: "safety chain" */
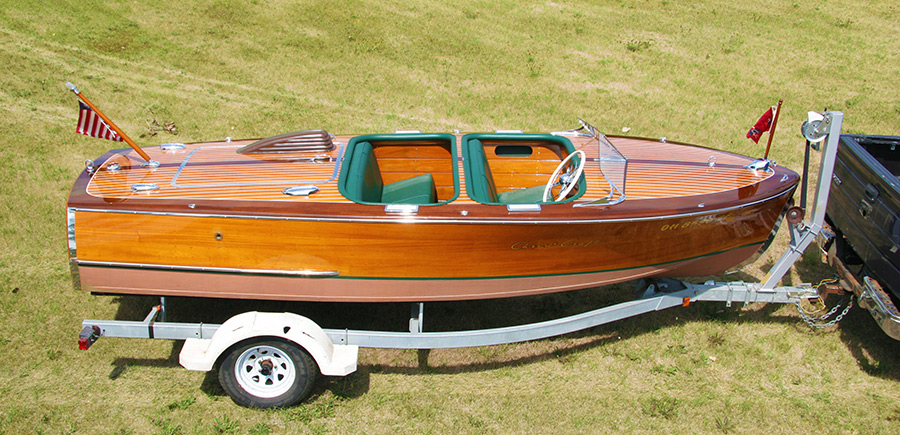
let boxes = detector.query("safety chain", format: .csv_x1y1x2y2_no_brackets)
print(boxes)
796,295,854,329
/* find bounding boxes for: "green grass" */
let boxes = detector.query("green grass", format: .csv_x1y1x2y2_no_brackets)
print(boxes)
2,0,900,433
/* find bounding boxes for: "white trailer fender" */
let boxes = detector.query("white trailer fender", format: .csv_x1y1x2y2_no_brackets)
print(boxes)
178,312,358,376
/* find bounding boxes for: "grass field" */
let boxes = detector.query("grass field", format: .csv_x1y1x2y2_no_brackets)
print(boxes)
2,0,900,433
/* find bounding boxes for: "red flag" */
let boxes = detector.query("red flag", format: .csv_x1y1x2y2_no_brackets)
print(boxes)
746,107,774,143
76,101,123,142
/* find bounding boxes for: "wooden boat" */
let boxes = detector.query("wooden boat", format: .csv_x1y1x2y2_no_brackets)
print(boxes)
66,122,799,302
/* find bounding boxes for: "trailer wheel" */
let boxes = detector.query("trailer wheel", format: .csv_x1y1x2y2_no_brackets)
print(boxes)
218,339,317,408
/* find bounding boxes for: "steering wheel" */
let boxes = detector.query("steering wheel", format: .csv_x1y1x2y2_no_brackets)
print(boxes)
543,150,585,202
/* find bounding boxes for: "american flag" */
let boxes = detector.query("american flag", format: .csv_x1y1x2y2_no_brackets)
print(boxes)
76,101,123,142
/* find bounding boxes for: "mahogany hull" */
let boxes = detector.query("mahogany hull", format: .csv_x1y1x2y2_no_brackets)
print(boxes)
66,132,799,302
76,245,762,302
68,190,792,302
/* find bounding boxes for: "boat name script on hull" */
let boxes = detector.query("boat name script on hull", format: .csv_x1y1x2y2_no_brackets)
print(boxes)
659,214,732,232
510,239,603,250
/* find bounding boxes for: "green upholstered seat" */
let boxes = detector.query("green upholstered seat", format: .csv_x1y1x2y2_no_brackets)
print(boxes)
464,139,500,203
497,185,546,204
344,141,384,203
464,138,545,204
382,173,437,204
342,140,437,204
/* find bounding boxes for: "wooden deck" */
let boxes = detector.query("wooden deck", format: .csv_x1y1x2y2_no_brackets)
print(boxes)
85,134,771,204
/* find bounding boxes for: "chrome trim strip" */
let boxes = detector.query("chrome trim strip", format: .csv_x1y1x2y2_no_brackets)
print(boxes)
76,260,340,277
67,208,81,290
69,188,793,225
67,208,77,255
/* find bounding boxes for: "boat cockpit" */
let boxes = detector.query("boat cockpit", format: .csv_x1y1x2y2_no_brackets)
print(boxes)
82,121,626,207
338,133,459,205
336,131,586,206
461,133,585,205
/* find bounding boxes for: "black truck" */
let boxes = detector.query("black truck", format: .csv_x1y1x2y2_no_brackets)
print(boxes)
819,134,900,340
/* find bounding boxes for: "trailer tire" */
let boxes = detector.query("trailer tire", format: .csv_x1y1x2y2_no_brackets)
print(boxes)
218,339,317,408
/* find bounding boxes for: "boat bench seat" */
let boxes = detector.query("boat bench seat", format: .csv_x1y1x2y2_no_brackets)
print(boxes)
497,185,545,203
345,141,437,204
382,173,437,204
465,139,545,204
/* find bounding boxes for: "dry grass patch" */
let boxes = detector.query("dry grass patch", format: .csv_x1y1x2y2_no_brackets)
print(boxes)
2,0,900,433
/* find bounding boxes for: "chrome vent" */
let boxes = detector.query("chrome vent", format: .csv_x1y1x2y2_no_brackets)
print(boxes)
238,129,335,154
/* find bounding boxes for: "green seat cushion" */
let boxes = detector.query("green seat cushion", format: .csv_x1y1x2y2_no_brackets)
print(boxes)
382,173,437,204
344,141,384,203
464,139,499,203
497,185,546,204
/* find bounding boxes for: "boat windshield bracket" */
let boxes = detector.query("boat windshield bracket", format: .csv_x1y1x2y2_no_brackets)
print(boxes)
561,118,627,208
550,118,601,138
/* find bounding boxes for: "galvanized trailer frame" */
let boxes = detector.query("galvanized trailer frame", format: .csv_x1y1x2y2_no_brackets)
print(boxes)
79,111,857,407
82,279,820,350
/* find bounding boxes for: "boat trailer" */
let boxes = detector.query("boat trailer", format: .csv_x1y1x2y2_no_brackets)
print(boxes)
79,111,885,408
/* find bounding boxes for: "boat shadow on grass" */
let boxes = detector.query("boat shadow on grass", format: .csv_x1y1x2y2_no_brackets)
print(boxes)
107,344,184,380
835,306,900,381
304,298,824,402
787,249,900,383
102,295,184,380
106,270,900,402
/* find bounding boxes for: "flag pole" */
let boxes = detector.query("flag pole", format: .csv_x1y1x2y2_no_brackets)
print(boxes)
66,82,157,166
763,99,783,160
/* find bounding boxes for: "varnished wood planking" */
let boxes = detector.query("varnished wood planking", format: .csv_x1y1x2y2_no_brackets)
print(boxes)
83,134,769,203
373,143,453,159
73,196,780,280
609,138,755,165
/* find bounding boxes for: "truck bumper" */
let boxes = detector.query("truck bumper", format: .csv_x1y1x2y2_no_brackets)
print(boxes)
820,226,900,341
